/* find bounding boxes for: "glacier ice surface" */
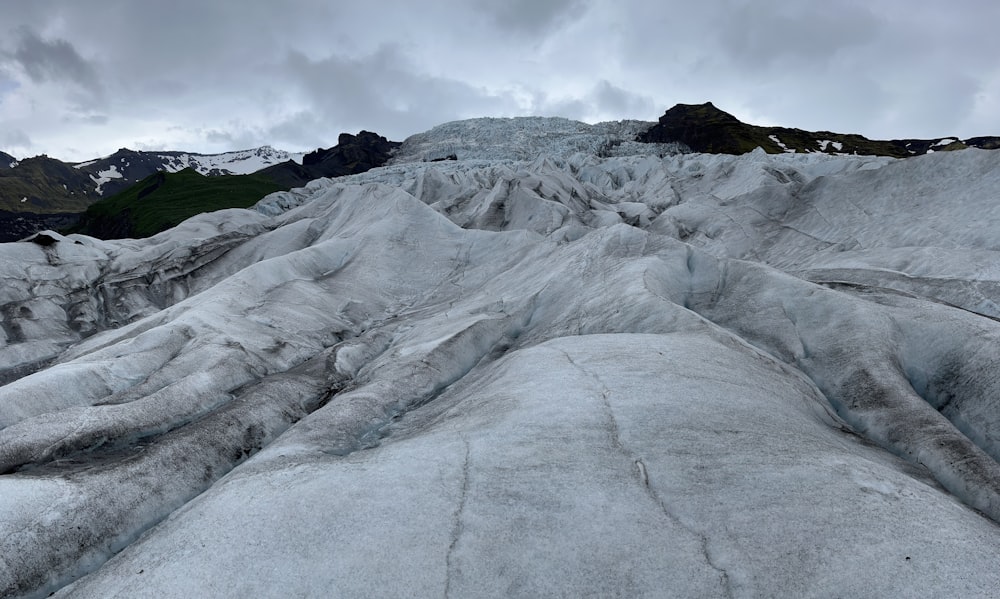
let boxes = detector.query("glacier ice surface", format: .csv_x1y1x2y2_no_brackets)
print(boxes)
2,118,1000,597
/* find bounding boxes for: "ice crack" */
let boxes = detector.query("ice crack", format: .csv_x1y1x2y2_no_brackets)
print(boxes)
556,346,733,597
444,435,471,599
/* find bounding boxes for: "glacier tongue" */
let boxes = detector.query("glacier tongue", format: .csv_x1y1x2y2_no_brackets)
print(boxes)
3,128,1000,597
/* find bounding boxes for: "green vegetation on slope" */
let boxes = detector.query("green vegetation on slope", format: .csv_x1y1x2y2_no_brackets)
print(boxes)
0,156,97,213
69,168,284,239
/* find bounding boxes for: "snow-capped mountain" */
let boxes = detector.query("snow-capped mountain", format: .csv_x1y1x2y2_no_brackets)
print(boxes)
3,115,1000,597
0,146,305,215
73,145,305,194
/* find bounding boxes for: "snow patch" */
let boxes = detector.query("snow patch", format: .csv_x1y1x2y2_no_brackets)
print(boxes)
160,146,305,175
769,134,796,153
89,165,124,194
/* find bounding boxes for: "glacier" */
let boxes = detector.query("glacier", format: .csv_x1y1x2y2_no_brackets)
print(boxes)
2,118,1000,597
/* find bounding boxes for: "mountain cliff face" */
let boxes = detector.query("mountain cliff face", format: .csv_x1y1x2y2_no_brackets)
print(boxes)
639,102,1000,156
3,117,1000,597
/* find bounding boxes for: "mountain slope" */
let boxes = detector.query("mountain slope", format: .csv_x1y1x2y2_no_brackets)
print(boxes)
2,119,1000,597
0,155,98,213
68,169,285,239
640,102,1000,156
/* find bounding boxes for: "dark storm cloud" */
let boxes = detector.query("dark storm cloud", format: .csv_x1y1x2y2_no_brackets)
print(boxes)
8,28,104,107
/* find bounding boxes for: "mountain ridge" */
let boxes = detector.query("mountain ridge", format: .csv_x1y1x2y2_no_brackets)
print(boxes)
639,101,1000,156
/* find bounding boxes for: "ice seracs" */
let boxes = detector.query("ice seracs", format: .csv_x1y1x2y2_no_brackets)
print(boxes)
2,117,1000,597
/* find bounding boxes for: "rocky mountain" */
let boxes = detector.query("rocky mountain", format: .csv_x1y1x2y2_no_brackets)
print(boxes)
640,101,1000,156
3,116,1000,597
0,146,305,214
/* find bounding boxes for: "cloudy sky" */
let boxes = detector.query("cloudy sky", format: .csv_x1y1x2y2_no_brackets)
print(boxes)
1,0,998,162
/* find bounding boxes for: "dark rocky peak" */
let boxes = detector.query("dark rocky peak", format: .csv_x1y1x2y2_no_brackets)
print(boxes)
639,102,778,154
303,131,400,168
259,130,400,189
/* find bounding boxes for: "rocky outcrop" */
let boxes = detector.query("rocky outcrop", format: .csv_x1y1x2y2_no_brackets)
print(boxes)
0,210,81,242
260,131,400,188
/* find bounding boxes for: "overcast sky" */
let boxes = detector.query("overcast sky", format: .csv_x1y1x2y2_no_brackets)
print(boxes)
1,0,998,162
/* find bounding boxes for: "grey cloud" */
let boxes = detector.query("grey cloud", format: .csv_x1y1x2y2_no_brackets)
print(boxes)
533,81,658,122
717,1,882,70
473,0,589,36
201,126,272,151
205,130,238,145
0,70,18,96
10,28,104,105
0,129,31,155
882,73,982,138
591,81,657,118
265,112,330,150
281,45,520,142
